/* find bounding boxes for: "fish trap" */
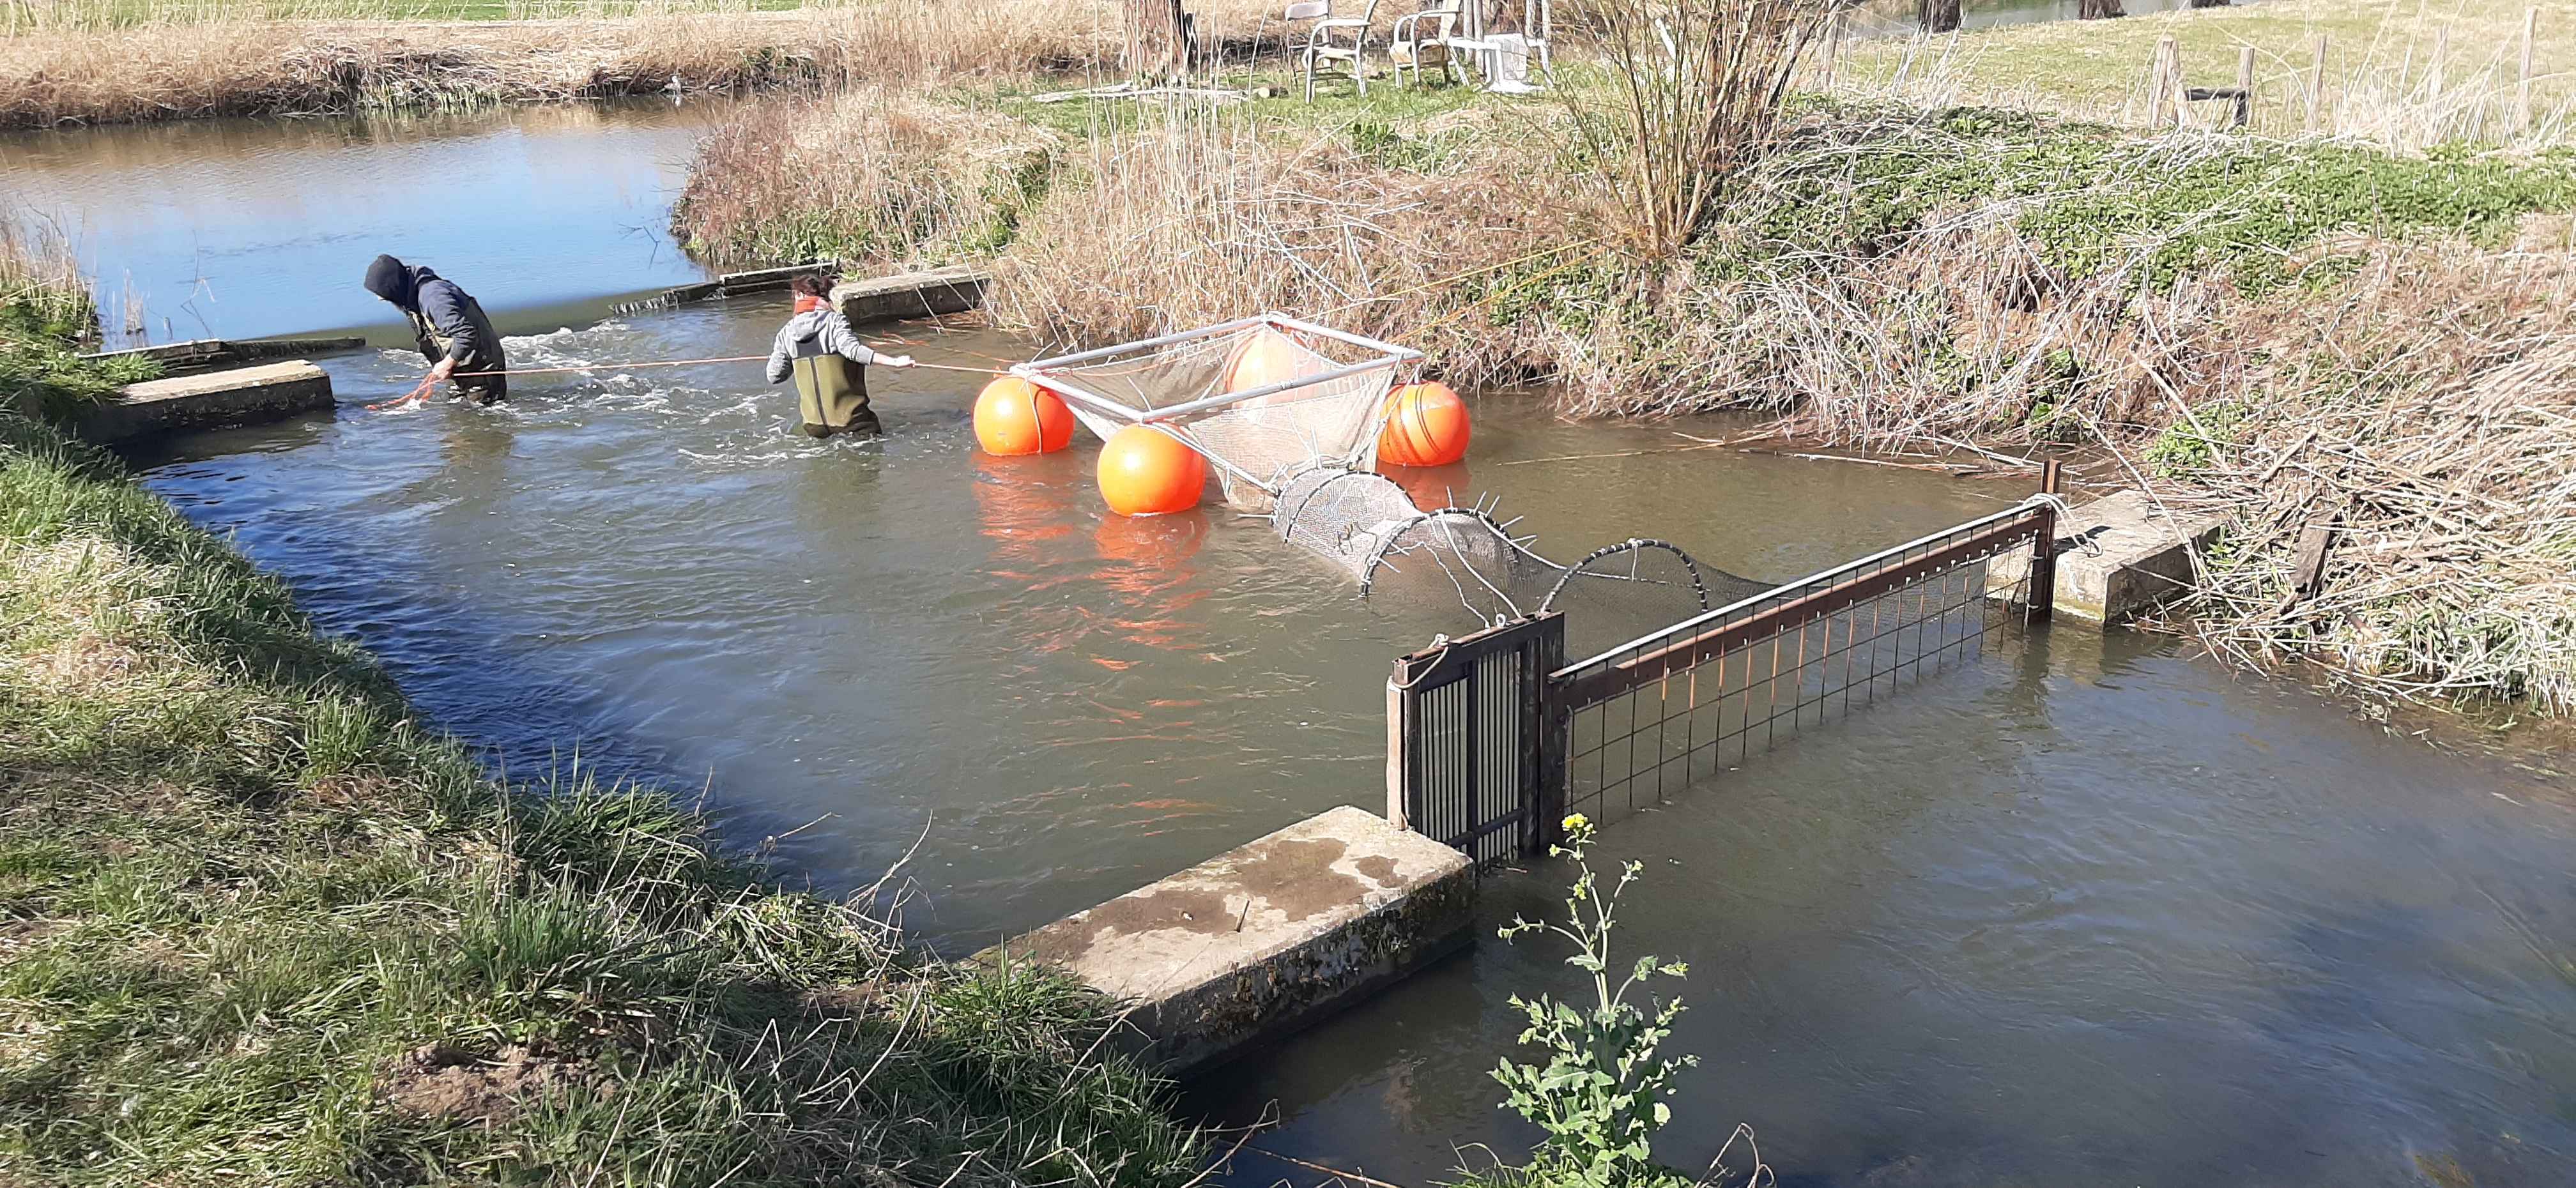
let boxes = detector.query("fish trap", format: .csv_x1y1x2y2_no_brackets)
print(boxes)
1014,314,1420,512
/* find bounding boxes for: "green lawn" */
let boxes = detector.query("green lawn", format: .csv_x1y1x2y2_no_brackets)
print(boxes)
1832,0,2575,144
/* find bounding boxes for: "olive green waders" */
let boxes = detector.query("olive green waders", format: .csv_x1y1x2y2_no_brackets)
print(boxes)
792,352,877,438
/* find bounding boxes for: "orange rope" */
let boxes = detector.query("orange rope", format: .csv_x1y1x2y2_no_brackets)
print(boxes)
438,355,1007,380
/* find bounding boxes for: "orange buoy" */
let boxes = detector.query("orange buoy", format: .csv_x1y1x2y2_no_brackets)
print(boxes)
1096,425,1207,516
974,376,1075,456
1377,381,1471,467
1224,328,1312,395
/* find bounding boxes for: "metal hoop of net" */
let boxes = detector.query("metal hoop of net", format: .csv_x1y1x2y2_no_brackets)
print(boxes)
1015,314,1420,512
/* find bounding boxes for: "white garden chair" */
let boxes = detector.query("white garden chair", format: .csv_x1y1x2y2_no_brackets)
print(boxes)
1291,0,1386,101
1390,0,1464,88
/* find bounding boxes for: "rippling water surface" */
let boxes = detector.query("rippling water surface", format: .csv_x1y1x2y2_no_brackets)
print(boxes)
43,100,2575,1188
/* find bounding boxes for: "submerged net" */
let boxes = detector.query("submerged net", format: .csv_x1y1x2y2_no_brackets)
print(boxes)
1268,466,1772,653
1016,316,1415,510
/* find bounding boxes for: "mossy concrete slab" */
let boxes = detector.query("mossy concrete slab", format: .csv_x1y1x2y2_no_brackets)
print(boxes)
1991,489,2224,626
77,360,333,445
992,805,1473,1077
831,265,991,327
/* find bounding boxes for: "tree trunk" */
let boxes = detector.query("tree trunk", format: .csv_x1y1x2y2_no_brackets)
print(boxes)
1918,0,1961,33
2079,0,2127,17
2190,0,2231,8
1124,0,1190,77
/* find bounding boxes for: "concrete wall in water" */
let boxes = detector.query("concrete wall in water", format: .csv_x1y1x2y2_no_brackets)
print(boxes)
992,805,1475,1077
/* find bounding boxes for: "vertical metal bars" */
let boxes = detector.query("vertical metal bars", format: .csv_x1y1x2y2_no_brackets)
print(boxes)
1387,613,1564,864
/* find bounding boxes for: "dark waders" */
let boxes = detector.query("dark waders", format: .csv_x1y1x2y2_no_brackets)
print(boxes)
793,352,877,438
410,308,507,406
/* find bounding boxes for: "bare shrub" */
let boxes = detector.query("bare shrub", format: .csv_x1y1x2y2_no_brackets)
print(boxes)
1559,0,1834,254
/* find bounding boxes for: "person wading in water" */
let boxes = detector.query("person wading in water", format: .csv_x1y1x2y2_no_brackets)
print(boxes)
362,255,509,405
765,274,913,438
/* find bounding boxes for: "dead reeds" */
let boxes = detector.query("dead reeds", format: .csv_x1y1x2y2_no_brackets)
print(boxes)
672,88,1058,270
2149,248,2576,712
990,97,1591,381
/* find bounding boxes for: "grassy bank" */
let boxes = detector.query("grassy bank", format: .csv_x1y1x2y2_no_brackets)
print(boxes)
667,1,2576,712
0,272,1199,1183
0,0,1287,129
1834,0,2575,149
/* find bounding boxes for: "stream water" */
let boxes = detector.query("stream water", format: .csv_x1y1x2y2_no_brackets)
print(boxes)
12,101,2574,1187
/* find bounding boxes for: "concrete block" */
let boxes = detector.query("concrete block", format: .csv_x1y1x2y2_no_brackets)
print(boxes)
1989,489,2224,627
993,805,1474,1077
831,265,991,327
80,337,364,377
77,360,334,445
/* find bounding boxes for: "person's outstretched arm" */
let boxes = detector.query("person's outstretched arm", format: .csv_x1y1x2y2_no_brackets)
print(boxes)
764,322,797,385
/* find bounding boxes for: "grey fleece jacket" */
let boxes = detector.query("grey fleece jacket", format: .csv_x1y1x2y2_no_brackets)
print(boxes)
765,308,876,383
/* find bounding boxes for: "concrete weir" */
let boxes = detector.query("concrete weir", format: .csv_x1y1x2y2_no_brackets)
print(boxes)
992,806,1473,1076
1993,489,2225,626
75,360,334,445
831,265,991,326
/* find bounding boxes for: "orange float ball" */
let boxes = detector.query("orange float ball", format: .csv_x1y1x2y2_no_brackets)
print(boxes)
1224,328,1312,395
973,376,1075,456
1096,425,1207,516
1377,381,1471,467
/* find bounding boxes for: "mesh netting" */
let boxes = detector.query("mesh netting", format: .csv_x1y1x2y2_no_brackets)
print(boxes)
1017,316,1415,510
1021,316,1771,646
1266,466,1772,651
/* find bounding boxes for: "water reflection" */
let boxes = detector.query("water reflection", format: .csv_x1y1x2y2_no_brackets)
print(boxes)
0,99,730,346
112,306,2575,1188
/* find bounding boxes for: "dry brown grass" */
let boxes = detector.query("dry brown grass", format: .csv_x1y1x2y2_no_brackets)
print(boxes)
993,99,1598,385
673,86,1059,269
0,0,1287,128
2145,247,2576,711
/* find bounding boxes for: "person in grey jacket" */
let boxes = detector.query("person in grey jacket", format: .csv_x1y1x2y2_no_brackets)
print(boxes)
766,273,912,438
362,255,508,405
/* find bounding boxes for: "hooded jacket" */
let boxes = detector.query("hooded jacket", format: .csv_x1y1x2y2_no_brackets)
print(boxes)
363,257,503,380
764,307,877,383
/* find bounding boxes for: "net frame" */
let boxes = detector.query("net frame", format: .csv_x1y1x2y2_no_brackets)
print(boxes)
1013,314,1423,504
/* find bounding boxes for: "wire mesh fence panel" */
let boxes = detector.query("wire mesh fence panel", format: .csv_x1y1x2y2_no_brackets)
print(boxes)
1549,503,2055,831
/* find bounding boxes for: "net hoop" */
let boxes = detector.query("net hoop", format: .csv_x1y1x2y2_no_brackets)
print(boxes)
1535,539,1713,616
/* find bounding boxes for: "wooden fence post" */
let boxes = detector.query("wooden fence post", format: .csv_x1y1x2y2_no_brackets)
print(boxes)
2234,45,2255,128
1821,6,1847,91
2522,8,2540,131
2149,36,2181,129
1920,0,1961,35
2307,33,2329,133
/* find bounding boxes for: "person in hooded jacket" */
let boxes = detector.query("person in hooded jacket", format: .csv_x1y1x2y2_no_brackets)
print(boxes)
362,255,509,405
765,274,913,438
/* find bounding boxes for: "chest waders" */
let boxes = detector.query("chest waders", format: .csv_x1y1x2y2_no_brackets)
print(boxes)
410,307,507,406
792,352,875,438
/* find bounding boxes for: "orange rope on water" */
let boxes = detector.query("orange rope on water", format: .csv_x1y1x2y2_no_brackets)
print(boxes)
443,355,1006,380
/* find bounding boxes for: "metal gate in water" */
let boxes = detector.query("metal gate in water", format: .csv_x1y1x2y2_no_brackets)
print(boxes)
1386,612,1565,864
1389,485,2062,862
